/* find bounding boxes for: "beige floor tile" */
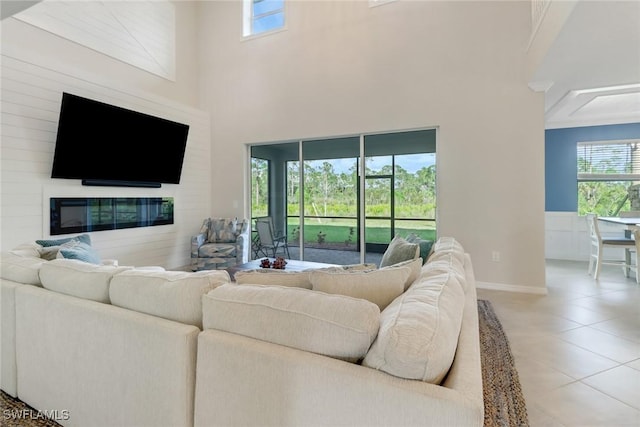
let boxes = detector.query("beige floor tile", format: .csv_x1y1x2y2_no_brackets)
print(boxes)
515,356,575,396
526,402,568,427
558,326,640,363
591,316,640,344
582,365,640,410
532,381,640,426
478,260,639,426
627,359,640,371
511,334,619,380
555,303,619,325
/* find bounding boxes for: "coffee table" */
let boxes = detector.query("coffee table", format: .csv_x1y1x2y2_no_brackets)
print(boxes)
226,258,338,281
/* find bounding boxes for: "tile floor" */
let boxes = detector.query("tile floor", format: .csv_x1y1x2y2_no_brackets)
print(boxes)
478,259,640,427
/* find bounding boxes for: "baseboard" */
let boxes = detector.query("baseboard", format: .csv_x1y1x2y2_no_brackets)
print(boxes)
476,281,548,295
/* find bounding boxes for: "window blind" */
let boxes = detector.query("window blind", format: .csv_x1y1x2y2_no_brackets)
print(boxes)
577,140,640,181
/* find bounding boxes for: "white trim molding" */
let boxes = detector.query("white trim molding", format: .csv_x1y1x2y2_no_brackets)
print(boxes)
477,281,549,295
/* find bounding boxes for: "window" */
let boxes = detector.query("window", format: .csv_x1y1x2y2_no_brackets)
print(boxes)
251,157,269,217
243,0,285,38
577,140,640,216
369,0,398,7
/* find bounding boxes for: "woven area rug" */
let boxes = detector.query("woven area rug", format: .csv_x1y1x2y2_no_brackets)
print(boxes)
479,299,529,427
1,299,527,427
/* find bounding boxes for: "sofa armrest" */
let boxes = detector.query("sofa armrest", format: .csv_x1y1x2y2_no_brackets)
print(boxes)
235,232,250,264
191,233,207,260
194,327,483,427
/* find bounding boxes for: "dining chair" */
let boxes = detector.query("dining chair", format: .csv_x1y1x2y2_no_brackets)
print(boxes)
627,228,640,285
254,216,290,259
586,213,636,280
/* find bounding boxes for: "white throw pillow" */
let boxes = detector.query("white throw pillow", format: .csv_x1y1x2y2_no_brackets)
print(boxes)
202,284,380,362
362,269,466,384
310,267,410,311
39,259,131,303
9,243,42,259
381,257,423,290
110,269,230,328
234,269,313,289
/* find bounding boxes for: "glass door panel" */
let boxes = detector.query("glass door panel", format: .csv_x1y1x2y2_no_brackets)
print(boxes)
300,137,360,264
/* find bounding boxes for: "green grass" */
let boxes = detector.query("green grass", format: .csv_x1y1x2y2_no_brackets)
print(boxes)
286,221,436,245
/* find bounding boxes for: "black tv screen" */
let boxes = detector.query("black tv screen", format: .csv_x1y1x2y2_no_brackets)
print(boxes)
51,93,189,186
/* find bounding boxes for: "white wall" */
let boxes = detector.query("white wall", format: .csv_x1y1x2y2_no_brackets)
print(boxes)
0,2,211,269
198,0,547,293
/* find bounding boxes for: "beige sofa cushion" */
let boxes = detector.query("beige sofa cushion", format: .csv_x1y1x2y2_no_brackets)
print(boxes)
110,269,230,328
310,266,410,311
0,253,44,286
362,267,466,384
202,284,380,362
234,269,313,289
234,263,378,290
39,259,131,303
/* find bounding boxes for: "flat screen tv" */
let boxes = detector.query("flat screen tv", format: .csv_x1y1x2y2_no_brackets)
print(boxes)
51,93,190,187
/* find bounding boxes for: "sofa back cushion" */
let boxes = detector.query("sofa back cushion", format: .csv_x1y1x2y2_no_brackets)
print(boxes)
362,269,465,384
39,259,131,303
202,284,380,362
0,253,45,286
362,236,467,384
309,266,410,311
234,269,313,289
110,269,230,328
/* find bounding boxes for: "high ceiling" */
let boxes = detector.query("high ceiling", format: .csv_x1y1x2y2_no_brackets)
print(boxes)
3,0,638,130
532,1,640,129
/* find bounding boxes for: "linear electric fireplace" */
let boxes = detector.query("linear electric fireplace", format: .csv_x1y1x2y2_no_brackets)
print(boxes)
50,197,174,235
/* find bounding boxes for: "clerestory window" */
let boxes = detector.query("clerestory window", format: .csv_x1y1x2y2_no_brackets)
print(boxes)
243,0,285,38
577,139,640,215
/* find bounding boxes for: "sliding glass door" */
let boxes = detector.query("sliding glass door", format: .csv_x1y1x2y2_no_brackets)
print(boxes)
249,129,436,265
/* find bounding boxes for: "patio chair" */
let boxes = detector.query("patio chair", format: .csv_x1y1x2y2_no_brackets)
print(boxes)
254,216,290,259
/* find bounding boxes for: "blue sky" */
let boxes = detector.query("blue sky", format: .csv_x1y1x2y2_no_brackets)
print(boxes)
308,153,436,175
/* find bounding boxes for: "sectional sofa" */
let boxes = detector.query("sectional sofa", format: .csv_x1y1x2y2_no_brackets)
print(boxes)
0,236,483,427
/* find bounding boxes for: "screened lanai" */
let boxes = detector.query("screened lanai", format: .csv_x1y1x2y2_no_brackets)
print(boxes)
249,128,437,265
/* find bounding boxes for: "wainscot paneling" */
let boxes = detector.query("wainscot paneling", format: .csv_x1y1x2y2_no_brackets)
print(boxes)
545,211,630,262
1,54,211,270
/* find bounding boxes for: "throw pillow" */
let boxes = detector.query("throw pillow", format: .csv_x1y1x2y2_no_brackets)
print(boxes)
380,257,423,290
39,246,61,261
317,263,378,272
9,243,41,258
310,267,410,311
58,240,101,265
379,235,420,268
405,233,434,264
35,234,91,247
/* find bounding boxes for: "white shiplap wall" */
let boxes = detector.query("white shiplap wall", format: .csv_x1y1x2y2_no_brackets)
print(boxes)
0,54,211,269
14,1,176,80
